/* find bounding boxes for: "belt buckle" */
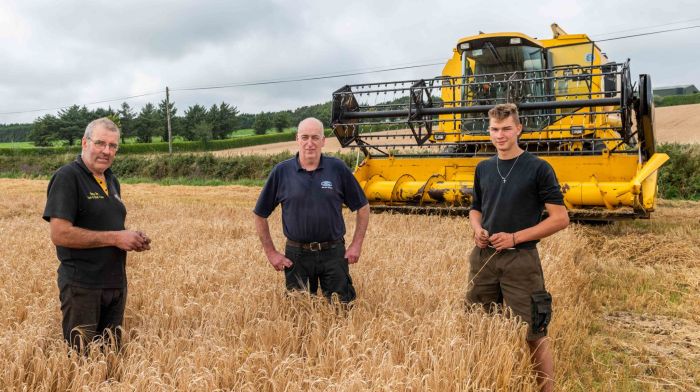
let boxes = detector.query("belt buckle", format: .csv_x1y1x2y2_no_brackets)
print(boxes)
309,242,322,251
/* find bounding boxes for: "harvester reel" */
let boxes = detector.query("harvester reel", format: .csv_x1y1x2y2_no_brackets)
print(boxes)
620,62,635,146
331,85,360,147
407,79,434,145
635,74,655,158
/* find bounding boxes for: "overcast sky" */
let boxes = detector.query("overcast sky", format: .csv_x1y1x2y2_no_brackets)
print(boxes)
1,0,699,124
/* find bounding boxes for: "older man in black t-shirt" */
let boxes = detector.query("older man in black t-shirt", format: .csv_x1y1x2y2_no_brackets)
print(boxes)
254,117,369,303
467,104,569,392
43,117,151,351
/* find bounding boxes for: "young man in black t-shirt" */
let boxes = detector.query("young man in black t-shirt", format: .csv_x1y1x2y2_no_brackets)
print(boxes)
467,104,569,392
253,117,369,303
43,117,151,351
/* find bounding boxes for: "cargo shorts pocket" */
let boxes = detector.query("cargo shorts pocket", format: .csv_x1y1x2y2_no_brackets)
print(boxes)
530,290,553,335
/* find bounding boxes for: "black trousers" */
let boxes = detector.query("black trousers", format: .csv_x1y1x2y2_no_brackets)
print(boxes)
58,283,127,351
284,243,356,303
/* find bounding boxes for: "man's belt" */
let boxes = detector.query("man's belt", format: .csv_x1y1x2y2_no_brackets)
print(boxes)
286,239,344,251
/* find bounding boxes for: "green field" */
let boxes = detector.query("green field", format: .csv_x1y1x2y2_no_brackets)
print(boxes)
654,93,700,107
0,141,35,149
0,128,296,155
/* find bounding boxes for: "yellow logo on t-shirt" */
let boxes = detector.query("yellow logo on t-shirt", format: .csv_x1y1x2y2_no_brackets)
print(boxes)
87,191,104,200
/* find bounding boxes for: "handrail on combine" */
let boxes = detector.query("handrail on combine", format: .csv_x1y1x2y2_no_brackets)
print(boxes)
331,62,649,159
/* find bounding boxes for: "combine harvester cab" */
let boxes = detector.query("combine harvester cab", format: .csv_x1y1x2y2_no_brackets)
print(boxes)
331,24,669,221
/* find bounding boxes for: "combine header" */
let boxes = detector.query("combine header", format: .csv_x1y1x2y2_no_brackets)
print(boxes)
331,24,669,220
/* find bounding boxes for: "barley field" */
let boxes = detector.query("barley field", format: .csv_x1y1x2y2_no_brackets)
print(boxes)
0,179,698,391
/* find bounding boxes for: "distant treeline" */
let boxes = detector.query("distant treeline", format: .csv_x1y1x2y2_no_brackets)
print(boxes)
0,124,31,143
0,100,332,145
5,91,695,146
654,93,700,107
0,132,297,156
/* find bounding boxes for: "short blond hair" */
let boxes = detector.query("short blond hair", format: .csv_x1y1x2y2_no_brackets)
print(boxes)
487,103,521,125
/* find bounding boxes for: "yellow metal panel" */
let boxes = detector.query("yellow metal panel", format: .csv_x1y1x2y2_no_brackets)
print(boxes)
353,154,664,211
456,32,542,49
540,35,594,48
641,172,659,210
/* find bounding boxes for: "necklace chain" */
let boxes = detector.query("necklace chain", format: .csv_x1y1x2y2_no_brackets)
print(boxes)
496,152,523,184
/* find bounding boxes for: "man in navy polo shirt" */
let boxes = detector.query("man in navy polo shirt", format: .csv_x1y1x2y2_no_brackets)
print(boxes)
43,117,151,351
254,117,370,303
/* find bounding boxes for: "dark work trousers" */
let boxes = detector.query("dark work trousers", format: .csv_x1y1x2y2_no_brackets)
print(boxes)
284,243,356,303
58,283,127,351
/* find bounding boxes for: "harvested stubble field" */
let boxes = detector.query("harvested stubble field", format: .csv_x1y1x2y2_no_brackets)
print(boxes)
0,179,698,391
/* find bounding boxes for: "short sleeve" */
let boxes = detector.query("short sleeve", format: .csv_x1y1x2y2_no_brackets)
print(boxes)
253,166,281,218
340,164,368,212
537,161,564,205
113,176,122,198
43,168,79,223
470,163,483,212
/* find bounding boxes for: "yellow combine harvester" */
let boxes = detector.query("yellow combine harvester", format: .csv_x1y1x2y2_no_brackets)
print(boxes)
331,24,669,220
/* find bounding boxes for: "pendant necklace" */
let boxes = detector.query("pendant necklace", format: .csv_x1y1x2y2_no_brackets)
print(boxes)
496,152,523,184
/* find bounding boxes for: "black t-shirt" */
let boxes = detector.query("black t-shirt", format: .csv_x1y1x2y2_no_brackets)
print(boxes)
471,151,564,249
254,154,369,243
43,156,127,288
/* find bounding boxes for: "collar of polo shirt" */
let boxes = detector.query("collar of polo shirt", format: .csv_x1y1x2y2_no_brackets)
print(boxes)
295,152,326,172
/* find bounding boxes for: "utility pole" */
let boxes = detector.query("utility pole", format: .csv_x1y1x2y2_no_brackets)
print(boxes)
166,86,173,154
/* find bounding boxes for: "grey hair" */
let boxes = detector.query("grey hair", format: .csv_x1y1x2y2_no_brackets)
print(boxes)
84,117,120,139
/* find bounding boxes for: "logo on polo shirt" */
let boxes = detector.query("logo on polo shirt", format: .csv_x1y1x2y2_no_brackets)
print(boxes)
86,191,104,200
321,180,333,190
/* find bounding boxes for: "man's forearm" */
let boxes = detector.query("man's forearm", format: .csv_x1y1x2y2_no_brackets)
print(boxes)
350,204,370,246
469,209,483,232
51,224,116,249
253,214,277,255
514,204,569,244
50,217,150,252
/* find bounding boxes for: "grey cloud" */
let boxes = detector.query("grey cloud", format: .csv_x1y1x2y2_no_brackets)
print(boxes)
1,0,699,123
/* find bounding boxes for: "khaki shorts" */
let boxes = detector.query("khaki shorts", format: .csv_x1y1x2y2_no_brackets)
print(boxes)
465,246,549,341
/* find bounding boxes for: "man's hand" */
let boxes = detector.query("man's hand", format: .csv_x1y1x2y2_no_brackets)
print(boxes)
488,232,516,251
266,250,293,271
345,242,362,264
474,228,489,248
254,214,291,272
134,231,152,252
114,230,150,252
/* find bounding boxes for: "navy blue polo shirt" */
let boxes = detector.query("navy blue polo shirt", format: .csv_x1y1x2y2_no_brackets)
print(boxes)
254,154,368,243
43,155,128,288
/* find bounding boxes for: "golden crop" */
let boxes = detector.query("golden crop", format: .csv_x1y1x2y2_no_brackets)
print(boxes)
0,179,697,391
